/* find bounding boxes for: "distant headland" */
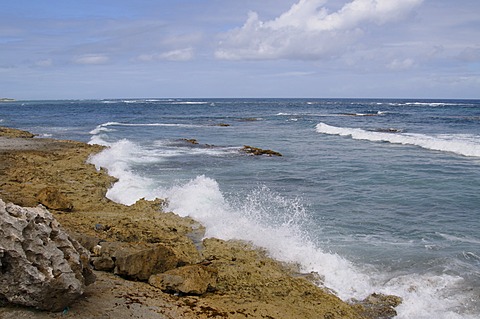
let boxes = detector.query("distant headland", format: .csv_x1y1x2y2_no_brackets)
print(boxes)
0,98,15,102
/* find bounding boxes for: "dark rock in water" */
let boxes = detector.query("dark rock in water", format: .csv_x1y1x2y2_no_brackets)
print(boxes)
372,128,403,133
0,199,95,312
149,264,217,295
36,186,73,212
241,145,282,157
350,293,402,319
179,138,216,148
181,138,199,145
213,123,230,127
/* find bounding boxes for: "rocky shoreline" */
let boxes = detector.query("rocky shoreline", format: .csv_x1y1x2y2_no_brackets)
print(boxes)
0,126,401,318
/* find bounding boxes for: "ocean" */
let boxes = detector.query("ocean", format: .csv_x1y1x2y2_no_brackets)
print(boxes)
1,98,479,318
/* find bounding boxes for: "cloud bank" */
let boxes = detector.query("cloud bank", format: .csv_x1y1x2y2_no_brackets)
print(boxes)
216,0,423,60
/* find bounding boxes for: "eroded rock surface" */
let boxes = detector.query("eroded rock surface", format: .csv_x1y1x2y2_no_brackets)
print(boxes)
37,186,73,212
0,199,94,311
149,264,217,295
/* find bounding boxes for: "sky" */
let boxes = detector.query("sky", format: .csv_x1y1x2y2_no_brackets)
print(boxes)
1,0,480,99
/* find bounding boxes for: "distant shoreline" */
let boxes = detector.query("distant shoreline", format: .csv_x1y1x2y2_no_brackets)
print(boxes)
0,98,15,102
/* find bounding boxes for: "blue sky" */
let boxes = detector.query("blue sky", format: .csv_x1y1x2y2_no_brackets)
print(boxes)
1,0,479,99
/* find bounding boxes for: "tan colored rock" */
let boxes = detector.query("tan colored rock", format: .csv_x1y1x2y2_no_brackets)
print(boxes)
37,186,73,211
149,264,217,295
88,241,191,281
91,255,115,271
0,126,35,138
113,243,182,280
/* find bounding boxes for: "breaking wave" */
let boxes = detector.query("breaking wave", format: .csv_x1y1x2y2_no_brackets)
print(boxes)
316,122,480,158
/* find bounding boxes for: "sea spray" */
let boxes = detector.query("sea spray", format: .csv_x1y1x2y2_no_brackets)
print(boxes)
162,175,375,300
88,139,158,205
87,137,480,318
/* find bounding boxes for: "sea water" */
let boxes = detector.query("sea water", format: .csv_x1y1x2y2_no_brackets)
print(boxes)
1,98,479,318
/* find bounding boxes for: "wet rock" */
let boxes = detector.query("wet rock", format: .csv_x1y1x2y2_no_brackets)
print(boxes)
36,186,73,212
149,264,217,295
350,293,402,319
241,145,282,157
0,199,94,311
181,138,199,145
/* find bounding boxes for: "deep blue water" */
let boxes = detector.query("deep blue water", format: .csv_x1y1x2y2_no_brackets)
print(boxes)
1,98,479,318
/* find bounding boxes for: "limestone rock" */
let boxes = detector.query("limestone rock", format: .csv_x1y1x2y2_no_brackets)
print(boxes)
0,199,94,311
37,186,73,211
90,241,184,281
0,126,35,138
149,264,217,295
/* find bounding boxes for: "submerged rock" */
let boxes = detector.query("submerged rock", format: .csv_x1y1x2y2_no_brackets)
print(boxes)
0,199,95,311
371,128,403,133
181,138,199,145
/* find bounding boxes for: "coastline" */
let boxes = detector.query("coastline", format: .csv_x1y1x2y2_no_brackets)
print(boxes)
0,126,400,319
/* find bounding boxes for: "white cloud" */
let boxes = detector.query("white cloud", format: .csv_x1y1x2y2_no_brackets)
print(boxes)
137,48,194,62
159,48,194,61
216,0,424,60
387,58,415,70
73,54,109,65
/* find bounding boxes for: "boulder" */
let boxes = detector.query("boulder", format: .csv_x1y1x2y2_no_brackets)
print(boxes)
149,264,217,295
36,186,73,212
0,199,94,311
91,241,184,281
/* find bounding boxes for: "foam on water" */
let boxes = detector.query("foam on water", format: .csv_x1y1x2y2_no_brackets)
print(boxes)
87,136,479,318
316,122,480,158
90,122,205,134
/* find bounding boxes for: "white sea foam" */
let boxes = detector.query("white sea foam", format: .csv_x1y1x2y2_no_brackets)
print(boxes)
169,101,209,105
91,122,205,133
385,102,466,107
87,137,479,318
437,233,480,245
316,122,480,158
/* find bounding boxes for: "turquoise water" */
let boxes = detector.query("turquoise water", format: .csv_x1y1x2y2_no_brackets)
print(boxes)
2,98,479,318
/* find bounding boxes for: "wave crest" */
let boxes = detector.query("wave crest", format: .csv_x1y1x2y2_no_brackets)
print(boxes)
316,123,480,158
